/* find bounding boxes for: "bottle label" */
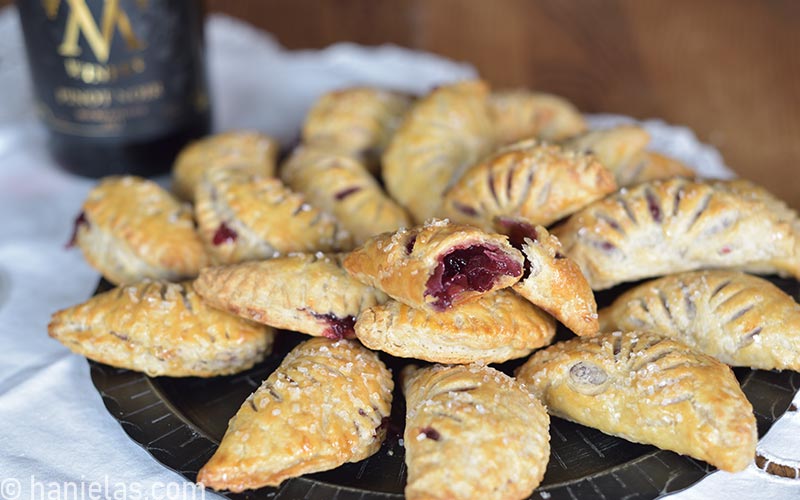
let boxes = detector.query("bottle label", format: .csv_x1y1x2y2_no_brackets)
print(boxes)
19,0,209,140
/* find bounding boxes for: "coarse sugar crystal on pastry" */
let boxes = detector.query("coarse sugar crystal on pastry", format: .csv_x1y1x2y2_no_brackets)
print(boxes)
562,125,694,187
172,130,280,202
599,270,800,370
48,280,273,377
515,330,757,472
489,89,587,145
442,139,617,231
194,253,388,339
382,80,495,223
402,364,550,500
194,167,353,264
343,220,524,312
301,87,413,172
355,289,555,364
494,219,598,336
281,146,411,244
197,337,393,492
70,175,209,286
553,178,800,290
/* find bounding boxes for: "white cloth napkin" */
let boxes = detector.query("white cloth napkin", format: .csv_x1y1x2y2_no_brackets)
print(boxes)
0,7,797,499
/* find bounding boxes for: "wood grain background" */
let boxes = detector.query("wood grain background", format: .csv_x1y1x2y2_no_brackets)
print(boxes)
7,0,800,208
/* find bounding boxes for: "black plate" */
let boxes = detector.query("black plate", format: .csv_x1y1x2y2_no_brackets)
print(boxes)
89,277,800,500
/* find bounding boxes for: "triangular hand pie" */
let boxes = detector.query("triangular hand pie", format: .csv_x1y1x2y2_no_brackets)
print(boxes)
194,253,388,339
48,280,273,377
599,270,800,370
197,338,393,491
516,331,757,472
402,364,550,500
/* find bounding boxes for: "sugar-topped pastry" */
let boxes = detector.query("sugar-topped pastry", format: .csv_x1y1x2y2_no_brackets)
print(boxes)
553,178,800,290
403,364,550,500
48,280,273,377
70,176,209,285
172,130,280,202
355,290,556,364
194,253,388,339
343,220,524,312
197,338,393,491
489,89,586,145
516,330,757,472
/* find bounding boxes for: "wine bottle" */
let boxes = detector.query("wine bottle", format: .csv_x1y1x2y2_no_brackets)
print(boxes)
16,0,211,177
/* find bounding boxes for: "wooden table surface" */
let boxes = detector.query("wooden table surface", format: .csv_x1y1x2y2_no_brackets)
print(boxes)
7,0,800,208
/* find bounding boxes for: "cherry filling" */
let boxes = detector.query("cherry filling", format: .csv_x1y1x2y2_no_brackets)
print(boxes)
494,217,538,279
419,426,441,441
334,186,362,201
66,211,89,248
424,244,521,311
310,312,356,340
212,222,238,245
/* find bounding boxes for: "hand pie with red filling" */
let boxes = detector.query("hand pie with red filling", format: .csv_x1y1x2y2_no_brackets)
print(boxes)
282,146,411,244
48,280,273,377
489,89,586,145
599,270,800,370
197,338,393,492
402,364,550,500
553,178,800,290
516,331,757,472
71,176,209,285
194,168,352,264
442,140,616,230
383,80,494,223
343,220,524,312
172,130,280,202
194,253,388,339
355,290,555,364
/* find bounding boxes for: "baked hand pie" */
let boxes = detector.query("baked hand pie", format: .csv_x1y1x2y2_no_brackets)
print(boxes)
442,140,616,230
516,330,757,472
71,176,209,285
301,87,412,172
402,364,550,500
563,125,694,186
553,178,800,290
48,280,273,377
197,338,393,492
194,168,352,264
172,130,280,202
194,253,388,339
383,80,495,223
495,219,598,336
344,220,524,312
489,89,586,145
355,290,555,364
599,270,800,370
281,146,411,244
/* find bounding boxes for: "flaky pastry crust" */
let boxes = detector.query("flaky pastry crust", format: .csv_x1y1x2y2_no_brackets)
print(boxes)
489,89,586,145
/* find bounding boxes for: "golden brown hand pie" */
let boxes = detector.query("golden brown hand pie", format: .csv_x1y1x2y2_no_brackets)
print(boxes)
343,220,524,312
71,176,209,285
383,80,495,223
302,87,412,172
194,168,352,264
442,140,616,230
281,146,411,244
599,270,800,370
563,125,693,187
516,330,757,472
355,290,555,364
48,280,273,377
494,220,598,336
489,89,586,145
402,364,550,500
197,338,393,492
172,130,280,202
194,253,388,339
553,178,800,290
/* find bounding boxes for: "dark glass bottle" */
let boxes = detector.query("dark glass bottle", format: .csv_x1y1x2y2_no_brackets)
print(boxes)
16,0,211,177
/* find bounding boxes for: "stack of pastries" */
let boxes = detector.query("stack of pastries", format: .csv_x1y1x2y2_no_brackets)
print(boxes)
49,81,800,499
